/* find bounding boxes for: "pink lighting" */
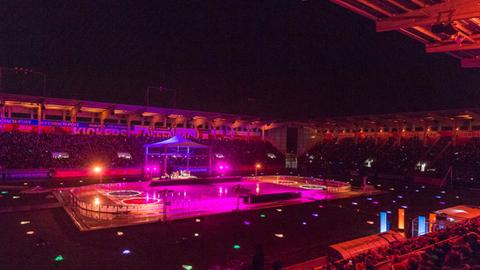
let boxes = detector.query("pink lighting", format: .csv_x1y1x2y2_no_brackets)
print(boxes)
144,165,159,173
68,175,345,226
216,162,230,173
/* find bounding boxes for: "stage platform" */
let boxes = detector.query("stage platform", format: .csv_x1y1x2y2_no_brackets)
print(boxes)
149,176,242,186
56,175,380,231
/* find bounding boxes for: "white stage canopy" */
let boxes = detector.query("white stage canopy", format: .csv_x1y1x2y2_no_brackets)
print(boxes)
145,135,208,149
144,135,210,174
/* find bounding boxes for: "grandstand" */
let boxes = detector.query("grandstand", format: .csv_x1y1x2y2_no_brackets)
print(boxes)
316,210,480,270
0,93,285,178
297,108,480,187
5,93,480,186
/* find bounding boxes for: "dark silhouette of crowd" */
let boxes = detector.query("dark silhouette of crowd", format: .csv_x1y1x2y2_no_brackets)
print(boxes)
0,132,148,169
299,136,480,186
6,130,480,183
299,137,427,178
0,131,284,171
200,138,284,169
325,218,480,270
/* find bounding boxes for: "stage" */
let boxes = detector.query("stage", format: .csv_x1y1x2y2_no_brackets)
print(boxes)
57,175,378,231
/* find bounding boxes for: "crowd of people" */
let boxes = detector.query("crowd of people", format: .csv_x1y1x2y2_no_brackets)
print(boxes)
0,132,148,169
298,137,427,178
439,138,480,186
6,129,480,184
0,131,284,171
299,136,480,186
325,218,480,270
201,138,284,169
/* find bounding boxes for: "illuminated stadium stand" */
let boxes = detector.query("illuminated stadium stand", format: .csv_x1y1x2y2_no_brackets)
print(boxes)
6,93,480,149
0,93,277,140
6,93,480,182
0,93,288,179
6,93,480,153
330,0,480,68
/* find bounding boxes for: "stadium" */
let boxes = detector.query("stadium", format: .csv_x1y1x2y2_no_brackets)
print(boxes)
2,1,480,270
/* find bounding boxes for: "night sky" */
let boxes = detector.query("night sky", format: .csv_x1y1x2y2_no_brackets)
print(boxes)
1,1,480,119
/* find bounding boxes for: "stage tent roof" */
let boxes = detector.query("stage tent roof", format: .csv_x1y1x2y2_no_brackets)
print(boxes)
145,135,208,148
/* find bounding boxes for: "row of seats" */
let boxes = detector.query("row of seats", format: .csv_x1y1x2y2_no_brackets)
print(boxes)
323,218,480,270
0,131,284,170
299,137,480,185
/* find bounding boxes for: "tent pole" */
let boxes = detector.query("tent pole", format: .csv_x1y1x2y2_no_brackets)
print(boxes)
164,147,168,176
186,146,190,172
145,146,149,166
208,146,213,176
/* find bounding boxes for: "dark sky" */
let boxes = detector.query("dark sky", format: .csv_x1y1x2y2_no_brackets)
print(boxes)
1,1,480,119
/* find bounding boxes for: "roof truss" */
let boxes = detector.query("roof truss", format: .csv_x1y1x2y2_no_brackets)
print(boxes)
376,0,480,32
330,0,480,67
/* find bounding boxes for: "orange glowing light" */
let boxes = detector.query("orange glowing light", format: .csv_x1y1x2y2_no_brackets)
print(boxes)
93,166,103,174
398,208,405,230
255,163,262,169
429,213,436,232
93,197,100,206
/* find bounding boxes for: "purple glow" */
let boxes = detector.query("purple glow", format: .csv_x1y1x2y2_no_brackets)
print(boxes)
70,176,340,223
145,165,159,172
216,162,230,173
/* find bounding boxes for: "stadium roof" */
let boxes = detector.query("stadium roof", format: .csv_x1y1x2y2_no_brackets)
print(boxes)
330,0,480,67
0,93,283,129
303,107,480,129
